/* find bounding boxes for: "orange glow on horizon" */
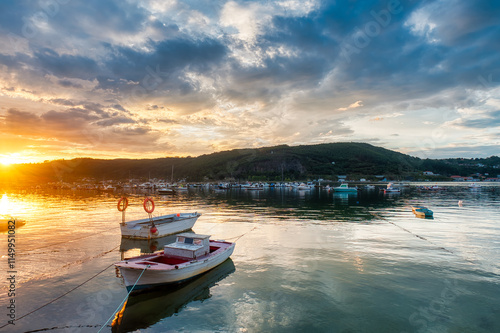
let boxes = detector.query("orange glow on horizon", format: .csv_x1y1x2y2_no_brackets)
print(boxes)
0,154,26,166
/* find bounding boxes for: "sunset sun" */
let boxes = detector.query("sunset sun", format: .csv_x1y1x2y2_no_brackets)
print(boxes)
0,155,19,166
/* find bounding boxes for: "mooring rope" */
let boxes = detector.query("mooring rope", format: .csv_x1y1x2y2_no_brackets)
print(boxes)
372,211,476,264
23,324,111,332
17,244,121,290
0,263,115,330
225,226,258,242
98,264,150,332
21,226,121,253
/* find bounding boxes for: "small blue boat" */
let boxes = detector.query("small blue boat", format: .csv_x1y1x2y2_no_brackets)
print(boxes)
411,205,433,218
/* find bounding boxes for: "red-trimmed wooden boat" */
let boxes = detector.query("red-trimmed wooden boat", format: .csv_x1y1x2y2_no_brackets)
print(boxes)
115,233,235,292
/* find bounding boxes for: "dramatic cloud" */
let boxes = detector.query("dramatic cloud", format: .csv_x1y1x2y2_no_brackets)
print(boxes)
0,0,499,162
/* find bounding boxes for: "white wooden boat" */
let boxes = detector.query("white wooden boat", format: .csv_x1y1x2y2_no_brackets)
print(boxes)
333,183,358,193
111,259,235,331
120,212,200,239
383,183,401,193
246,184,264,190
115,233,235,292
157,187,175,195
296,183,314,190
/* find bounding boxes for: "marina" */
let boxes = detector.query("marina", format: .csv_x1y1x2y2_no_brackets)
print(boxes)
0,183,499,332
2,1,499,332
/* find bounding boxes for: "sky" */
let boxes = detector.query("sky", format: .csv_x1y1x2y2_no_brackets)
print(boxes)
0,0,499,164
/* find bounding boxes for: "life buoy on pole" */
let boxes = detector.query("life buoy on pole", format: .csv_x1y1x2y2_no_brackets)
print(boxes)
117,197,129,211
143,197,155,214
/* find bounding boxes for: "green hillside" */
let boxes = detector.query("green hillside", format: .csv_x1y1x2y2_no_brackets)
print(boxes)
1,142,498,185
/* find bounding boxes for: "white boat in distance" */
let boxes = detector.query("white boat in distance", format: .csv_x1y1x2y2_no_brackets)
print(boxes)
383,183,401,193
121,212,200,239
296,182,315,190
333,183,358,193
247,183,264,190
115,233,235,292
157,187,175,195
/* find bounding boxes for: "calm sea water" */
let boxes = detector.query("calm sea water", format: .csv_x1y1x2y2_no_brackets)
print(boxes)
1,183,499,332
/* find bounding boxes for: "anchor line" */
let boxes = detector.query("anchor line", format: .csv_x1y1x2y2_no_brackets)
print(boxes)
225,226,258,242
0,263,116,330
98,264,150,332
22,324,112,332
372,212,475,264
20,226,121,253
17,244,121,288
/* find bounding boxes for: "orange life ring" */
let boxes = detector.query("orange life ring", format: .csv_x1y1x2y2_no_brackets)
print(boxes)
143,197,155,214
117,197,128,211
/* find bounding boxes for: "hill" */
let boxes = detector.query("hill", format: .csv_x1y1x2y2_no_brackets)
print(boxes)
1,143,498,184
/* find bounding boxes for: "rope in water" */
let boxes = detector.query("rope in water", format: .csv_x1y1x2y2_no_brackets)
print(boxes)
225,226,258,242
21,226,121,253
23,324,111,332
372,212,476,264
97,264,150,332
0,263,115,330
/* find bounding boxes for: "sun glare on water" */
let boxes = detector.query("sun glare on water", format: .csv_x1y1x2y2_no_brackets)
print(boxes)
0,194,9,215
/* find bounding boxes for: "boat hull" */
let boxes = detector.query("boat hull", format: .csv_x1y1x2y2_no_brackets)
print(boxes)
120,213,200,239
414,211,433,218
333,188,357,193
158,189,175,195
412,206,433,218
0,216,26,232
116,241,235,291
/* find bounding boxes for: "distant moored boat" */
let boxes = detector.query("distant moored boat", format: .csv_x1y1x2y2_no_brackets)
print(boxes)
333,183,358,193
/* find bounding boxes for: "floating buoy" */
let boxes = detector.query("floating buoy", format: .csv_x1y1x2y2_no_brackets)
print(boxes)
143,197,155,214
176,213,180,217
150,226,158,234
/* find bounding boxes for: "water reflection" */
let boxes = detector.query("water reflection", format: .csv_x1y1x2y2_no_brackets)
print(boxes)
119,231,195,259
111,259,235,333
0,193,8,214
0,194,27,232
332,192,357,205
